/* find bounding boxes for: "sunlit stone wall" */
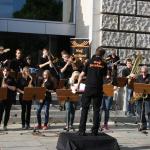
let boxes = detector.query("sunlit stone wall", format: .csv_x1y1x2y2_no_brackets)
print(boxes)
98,0,150,63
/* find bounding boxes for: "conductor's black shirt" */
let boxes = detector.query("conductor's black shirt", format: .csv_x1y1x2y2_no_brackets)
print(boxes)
83,55,107,96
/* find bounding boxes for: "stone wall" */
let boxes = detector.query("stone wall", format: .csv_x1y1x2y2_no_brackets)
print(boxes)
99,0,150,63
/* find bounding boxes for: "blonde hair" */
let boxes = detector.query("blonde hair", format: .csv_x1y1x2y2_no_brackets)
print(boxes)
42,70,52,80
69,71,80,84
22,66,30,77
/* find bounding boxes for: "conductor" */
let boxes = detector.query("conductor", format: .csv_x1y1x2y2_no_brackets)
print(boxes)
75,47,107,136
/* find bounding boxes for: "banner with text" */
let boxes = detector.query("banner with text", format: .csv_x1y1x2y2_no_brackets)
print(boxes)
70,38,90,58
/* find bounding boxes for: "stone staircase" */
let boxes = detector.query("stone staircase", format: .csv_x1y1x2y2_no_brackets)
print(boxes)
9,105,138,125
8,93,138,125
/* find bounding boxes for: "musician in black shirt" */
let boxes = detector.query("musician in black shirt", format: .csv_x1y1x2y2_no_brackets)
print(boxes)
107,50,120,85
122,59,135,116
0,47,10,68
39,48,52,72
136,66,150,130
0,67,16,130
59,51,73,80
38,48,59,88
17,67,33,129
10,49,26,73
76,47,107,136
36,70,54,130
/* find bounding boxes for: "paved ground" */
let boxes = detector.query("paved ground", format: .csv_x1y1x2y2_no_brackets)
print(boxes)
0,122,150,150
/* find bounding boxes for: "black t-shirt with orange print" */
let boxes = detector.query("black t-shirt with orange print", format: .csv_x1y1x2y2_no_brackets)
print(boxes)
83,55,107,96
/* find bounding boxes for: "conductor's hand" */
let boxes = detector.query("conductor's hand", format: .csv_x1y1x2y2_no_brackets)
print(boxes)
74,84,79,93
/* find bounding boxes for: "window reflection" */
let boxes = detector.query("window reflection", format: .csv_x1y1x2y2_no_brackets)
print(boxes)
0,0,75,23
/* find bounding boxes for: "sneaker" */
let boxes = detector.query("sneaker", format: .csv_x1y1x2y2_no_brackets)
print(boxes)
3,126,8,131
22,125,26,130
102,124,109,130
36,125,42,130
25,125,30,130
138,127,147,131
63,126,68,130
42,125,48,130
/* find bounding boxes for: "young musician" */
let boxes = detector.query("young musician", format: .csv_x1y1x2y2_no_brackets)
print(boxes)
122,59,135,116
59,51,73,80
136,66,150,131
76,47,107,136
17,67,33,129
38,48,59,85
36,70,54,130
10,49,26,73
63,71,80,130
38,48,53,72
0,46,10,68
106,49,120,64
0,67,16,130
106,50,120,85
25,55,36,68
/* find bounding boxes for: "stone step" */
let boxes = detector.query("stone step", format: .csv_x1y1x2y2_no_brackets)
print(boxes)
8,109,138,125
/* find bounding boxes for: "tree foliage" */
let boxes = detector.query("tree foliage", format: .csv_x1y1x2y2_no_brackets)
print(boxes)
13,0,62,21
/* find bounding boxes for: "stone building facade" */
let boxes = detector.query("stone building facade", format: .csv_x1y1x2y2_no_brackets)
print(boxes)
101,0,150,63
76,0,150,63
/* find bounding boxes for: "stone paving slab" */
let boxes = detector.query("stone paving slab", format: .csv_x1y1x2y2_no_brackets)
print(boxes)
0,123,150,150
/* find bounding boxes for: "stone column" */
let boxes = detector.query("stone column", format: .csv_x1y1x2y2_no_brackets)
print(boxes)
75,0,93,41
62,0,72,23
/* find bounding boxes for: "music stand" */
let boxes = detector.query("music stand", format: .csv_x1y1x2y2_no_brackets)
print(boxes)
133,83,150,132
56,89,79,131
117,77,127,87
20,87,46,136
0,87,7,101
23,87,46,101
134,83,150,94
103,84,114,97
0,87,8,135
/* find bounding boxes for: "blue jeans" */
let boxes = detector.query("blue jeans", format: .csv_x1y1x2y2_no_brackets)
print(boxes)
136,100,150,129
36,100,50,126
101,96,113,124
65,101,75,126
126,87,135,114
